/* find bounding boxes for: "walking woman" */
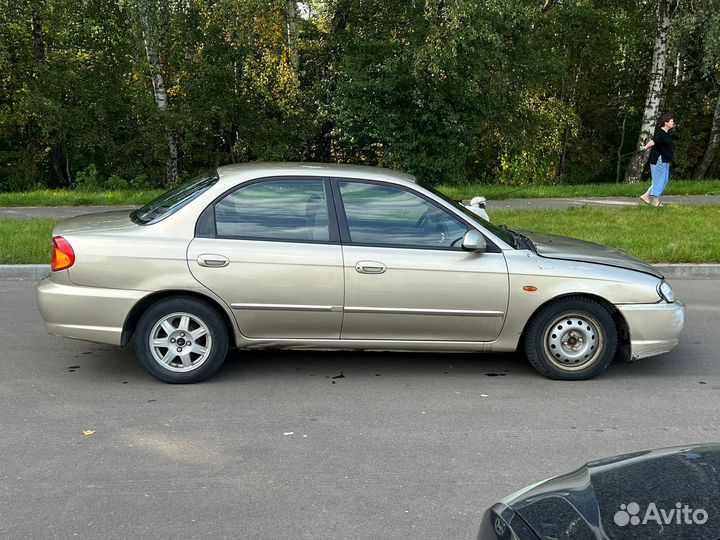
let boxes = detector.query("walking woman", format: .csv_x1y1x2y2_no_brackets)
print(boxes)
640,113,676,207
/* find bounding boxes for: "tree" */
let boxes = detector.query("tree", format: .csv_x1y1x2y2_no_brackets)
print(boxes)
327,0,530,183
285,0,300,75
134,0,178,186
625,0,675,183
692,6,720,178
695,95,720,178
2,0,719,191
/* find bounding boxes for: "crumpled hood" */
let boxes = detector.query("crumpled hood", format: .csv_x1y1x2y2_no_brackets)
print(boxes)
521,231,663,278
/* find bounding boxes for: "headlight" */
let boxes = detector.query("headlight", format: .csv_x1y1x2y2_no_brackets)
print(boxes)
658,281,674,303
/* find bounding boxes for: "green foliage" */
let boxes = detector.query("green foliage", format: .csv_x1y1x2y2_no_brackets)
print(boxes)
106,175,130,190
0,189,162,206
73,164,101,191
0,219,57,264
129,174,153,189
74,165,150,191
327,0,530,183
0,0,718,191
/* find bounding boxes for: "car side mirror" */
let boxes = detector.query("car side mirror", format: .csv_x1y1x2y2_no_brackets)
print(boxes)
462,230,486,252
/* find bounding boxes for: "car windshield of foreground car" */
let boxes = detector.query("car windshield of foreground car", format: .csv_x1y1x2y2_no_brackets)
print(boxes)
131,171,219,225
420,184,528,248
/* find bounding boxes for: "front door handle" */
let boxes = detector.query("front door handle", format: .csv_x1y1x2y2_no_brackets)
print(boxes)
355,261,387,274
197,254,230,268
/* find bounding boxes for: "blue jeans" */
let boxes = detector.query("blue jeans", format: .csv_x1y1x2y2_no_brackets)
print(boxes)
649,156,670,197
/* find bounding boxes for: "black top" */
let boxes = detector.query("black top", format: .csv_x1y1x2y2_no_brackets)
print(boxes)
649,128,674,165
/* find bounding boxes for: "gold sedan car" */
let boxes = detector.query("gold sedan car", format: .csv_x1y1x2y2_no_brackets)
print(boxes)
37,163,684,383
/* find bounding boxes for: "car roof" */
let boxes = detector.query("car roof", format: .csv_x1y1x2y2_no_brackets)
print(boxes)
215,162,417,185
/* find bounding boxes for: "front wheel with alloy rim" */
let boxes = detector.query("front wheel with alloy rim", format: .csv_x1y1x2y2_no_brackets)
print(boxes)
135,297,229,383
524,297,617,380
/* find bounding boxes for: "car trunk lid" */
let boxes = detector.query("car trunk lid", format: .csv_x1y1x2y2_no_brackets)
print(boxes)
53,210,139,236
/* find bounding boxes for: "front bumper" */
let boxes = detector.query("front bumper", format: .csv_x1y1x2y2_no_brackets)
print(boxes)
37,274,146,346
617,301,685,360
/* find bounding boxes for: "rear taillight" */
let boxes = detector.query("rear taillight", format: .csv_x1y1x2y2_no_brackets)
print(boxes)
51,236,75,271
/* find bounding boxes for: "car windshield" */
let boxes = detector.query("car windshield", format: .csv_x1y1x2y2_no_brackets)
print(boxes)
131,172,219,225
420,184,517,247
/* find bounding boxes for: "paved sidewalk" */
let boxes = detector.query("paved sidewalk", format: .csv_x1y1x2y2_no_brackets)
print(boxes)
2,195,720,220
484,195,720,210
0,205,136,220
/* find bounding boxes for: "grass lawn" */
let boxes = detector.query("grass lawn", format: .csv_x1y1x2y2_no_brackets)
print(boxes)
492,205,719,263
0,189,163,207
0,219,57,264
2,205,718,264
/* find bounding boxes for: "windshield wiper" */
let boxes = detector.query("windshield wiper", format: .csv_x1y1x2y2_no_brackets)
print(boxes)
499,224,535,251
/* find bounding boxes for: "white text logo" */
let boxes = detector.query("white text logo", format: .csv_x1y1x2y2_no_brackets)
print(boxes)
614,502,709,527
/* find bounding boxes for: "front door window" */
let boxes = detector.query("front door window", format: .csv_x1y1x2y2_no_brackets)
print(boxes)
337,181,468,249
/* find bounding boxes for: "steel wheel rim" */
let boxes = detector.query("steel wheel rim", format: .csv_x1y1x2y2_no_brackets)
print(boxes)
542,312,605,372
149,312,213,373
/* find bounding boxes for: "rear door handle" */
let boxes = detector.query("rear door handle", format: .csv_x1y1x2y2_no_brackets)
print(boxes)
355,261,387,274
197,254,230,268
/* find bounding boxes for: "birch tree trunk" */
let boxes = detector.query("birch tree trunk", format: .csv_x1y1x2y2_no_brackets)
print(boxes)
616,114,627,183
136,0,178,186
694,93,720,179
558,125,569,182
710,157,720,179
624,0,672,183
285,0,299,76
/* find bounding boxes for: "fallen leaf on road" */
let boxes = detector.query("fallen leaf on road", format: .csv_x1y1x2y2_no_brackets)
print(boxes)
82,430,96,436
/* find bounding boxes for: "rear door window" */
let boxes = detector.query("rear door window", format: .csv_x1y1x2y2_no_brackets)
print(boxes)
214,178,332,242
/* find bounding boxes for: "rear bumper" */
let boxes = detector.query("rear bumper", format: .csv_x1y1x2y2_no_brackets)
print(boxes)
617,301,685,360
37,276,145,346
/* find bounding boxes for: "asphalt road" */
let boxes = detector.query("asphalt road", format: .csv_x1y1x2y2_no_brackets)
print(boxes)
1,278,719,539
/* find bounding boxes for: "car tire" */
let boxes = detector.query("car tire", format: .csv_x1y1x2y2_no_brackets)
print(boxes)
134,296,229,384
524,296,617,380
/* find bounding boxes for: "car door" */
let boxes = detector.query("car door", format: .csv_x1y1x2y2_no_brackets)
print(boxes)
188,177,344,339
334,179,509,342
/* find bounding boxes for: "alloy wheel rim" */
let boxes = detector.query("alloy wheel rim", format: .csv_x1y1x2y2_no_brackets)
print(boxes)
149,312,213,372
542,312,604,371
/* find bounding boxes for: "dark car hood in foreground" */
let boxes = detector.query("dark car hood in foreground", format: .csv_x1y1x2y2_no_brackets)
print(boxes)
520,231,663,279
481,444,720,540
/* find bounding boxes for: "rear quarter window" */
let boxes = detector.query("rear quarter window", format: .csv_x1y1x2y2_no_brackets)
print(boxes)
131,172,219,225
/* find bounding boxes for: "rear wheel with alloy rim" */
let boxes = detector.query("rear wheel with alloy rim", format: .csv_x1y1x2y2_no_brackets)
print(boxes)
524,297,617,380
135,297,229,383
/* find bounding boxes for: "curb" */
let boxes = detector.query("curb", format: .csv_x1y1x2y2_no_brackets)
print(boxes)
652,264,720,279
1,264,719,281
0,265,51,280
